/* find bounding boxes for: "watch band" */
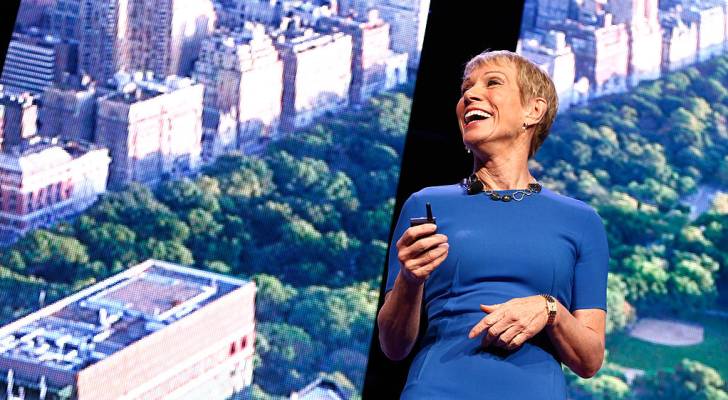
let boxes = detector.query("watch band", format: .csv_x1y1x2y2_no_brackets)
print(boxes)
540,293,557,326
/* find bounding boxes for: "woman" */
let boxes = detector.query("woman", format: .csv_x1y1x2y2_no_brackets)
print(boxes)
377,50,609,399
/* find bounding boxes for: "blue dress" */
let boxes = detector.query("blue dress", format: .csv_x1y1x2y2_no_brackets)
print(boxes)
384,184,609,399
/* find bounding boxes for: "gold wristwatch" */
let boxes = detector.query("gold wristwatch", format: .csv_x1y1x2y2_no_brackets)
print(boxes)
540,294,557,326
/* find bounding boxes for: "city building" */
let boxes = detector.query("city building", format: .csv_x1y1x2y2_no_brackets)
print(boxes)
518,30,577,110
365,0,429,69
0,30,77,96
520,0,728,105
322,10,408,104
660,6,699,72
563,12,630,97
39,75,106,143
683,2,727,61
534,0,573,30
214,0,282,29
0,92,39,150
192,23,283,159
78,0,216,85
46,0,82,42
521,0,539,32
275,23,353,131
608,0,662,86
169,0,218,76
0,137,110,245
338,0,428,69
95,73,204,189
0,259,256,399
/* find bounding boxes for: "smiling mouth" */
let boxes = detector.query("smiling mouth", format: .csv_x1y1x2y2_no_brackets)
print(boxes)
463,109,492,125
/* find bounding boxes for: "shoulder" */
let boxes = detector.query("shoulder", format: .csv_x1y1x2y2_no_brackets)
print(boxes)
540,187,598,214
399,184,464,212
539,186,604,229
410,183,464,200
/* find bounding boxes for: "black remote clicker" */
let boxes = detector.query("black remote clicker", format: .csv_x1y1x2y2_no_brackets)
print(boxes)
409,202,436,227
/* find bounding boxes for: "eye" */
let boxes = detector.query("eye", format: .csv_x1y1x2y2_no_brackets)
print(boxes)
487,79,501,87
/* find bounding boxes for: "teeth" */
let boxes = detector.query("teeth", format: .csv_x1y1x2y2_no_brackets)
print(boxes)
464,109,492,123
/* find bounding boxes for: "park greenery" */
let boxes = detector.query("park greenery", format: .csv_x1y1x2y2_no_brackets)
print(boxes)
0,90,410,398
1,52,728,398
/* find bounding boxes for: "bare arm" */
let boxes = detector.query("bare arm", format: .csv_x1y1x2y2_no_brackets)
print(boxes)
469,297,606,378
545,304,606,378
377,277,424,360
377,223,449,361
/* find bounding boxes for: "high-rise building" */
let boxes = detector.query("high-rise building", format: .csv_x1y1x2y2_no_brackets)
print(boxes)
0,136,110,245
683,2,727,61
214,0,281,28
535,0,573,29
0,259,256,399
564,12,630,97
78,0,216,85
192,23,283,159
39,76,105,143
95,73,203,189
608,0,662,86
368,0,429,69
322,10,408,104
46,0,82,42
77,0,120,86
660,6,699,72
276,24,353,131
518,30,577,110
339,0,429,69
0,92,38,150
169,0,218,76
0,31,76,96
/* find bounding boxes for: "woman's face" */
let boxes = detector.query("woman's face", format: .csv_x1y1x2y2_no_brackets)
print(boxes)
456,60,528,151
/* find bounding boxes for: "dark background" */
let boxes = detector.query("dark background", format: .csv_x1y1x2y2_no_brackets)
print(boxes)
362,2,527,398
0,1,21,69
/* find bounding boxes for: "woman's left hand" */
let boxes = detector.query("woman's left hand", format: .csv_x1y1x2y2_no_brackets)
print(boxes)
468,295,549,350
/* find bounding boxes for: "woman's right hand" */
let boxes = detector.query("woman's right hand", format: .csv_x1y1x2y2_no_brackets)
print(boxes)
396,223,449,286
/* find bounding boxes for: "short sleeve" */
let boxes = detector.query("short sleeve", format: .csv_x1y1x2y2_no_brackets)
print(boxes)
384,192,424,293
570,209,610,312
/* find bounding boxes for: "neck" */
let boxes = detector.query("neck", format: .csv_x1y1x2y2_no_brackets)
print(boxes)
472,153,534,191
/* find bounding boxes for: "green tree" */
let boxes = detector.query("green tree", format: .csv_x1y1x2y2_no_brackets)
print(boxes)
605,273,632,334
14,230,90,283
252,274,298,318
632,359,728,400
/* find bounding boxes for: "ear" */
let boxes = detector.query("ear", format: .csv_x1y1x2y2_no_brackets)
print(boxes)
523,97,548,127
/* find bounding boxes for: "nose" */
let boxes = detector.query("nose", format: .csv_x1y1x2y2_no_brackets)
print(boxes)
462,88,482,105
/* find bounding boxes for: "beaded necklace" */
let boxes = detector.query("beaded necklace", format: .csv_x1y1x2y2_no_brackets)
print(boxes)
461,174,542,202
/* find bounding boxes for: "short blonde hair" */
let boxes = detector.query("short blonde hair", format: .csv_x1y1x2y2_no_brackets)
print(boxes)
463,50,558,159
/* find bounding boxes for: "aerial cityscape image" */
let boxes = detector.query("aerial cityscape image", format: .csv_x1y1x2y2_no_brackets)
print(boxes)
516,0,728,398
0,0,727,399
0,0,428,398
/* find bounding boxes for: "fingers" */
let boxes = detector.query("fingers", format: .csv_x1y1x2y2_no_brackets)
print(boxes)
480,303,502,312
397,223,438,248
404,248,449,283
490,325,520,349
480,314,513,347
468,310,502,339
398,232,447,257
397,233,448,266
506,332,528,350
401,242,449,270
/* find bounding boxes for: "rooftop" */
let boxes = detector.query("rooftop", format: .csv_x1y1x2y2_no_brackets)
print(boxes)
0,260,248,373
0,137,102,174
